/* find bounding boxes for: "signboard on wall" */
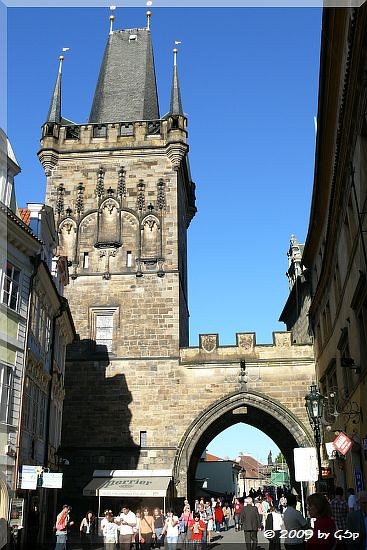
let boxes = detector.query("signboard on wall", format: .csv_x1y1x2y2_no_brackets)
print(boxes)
42,473,63,489
19,465,38,490
294,448,318,481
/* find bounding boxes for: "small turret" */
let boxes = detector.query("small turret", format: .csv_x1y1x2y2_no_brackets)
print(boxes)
46,55,64,123
169,47,184,116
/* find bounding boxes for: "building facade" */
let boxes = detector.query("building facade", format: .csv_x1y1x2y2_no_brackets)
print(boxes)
302,6,367,491
195,452,241,498
16,205,75,545
0,132,43,547
37,13,316,513
0,128,75,545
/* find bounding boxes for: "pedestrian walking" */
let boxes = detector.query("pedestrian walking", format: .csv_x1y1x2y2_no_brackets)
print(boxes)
222,503,231,531
161,510,179,550
153,508,165,547
306,493,336,549
54,505,74,550
265,506,283,550
346,490,367,549
233,498,243,532
139,508,156,550
240,497,262,550
188,513,205,548
283,494,309,550
79,511,96,549
117,505,137,550
330,487,348,532
214,502,224,533
102,512,118,549
179,503,192,546
347,488,357,512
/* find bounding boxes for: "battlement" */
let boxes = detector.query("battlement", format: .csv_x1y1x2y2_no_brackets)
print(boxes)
39,116,189,176
180,331,314,364
40,116,186,149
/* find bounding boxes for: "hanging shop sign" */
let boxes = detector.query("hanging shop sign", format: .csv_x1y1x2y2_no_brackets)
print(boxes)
42,472,63,488
19,465,38,490
333,432,352,455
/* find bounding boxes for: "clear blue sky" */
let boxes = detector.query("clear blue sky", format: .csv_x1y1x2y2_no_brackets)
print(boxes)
7,7,322,463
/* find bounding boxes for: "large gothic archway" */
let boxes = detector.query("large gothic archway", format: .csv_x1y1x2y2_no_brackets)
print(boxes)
173,391,313,500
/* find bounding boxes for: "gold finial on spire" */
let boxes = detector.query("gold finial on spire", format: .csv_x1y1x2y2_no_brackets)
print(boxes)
146,10,152,30
109,6,116,35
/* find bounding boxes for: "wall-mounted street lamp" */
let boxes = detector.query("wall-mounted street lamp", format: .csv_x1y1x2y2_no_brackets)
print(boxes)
305,383,325,486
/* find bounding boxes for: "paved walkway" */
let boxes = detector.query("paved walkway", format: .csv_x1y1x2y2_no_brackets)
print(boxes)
203,525,269,548
46,524,271,549
66,525,269,549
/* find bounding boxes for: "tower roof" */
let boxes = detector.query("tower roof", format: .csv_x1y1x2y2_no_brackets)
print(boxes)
46,67,62,124
169,62,183,116
89,28,160,123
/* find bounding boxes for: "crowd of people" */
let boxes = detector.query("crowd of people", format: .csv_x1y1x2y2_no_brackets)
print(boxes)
53,487,367,549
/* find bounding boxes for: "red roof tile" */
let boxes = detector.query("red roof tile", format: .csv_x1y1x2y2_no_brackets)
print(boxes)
205,452,224,462
18,208,30,225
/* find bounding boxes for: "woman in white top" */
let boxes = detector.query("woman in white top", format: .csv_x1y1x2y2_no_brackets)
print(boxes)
103,513,118,548
162,510,179,548
265,506,284,550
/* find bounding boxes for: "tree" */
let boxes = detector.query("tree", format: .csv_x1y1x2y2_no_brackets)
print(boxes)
275,453,286,465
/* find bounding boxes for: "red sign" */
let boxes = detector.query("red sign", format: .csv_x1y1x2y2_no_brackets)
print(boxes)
333,432,353,455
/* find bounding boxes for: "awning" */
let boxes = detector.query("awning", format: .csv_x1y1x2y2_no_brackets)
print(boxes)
83,476,171,497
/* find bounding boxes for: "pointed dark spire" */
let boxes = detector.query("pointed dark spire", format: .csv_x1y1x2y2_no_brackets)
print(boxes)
46,56,63,123
89,28,159,123
169,48,183,116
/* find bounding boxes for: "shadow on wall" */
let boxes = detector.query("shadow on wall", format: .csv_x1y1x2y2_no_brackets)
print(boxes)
57,338,140,518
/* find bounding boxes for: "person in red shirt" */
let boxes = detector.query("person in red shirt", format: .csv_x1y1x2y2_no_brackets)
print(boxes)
233,498,244,531
214,503,224,533
189,513,206,546
306,493,336,548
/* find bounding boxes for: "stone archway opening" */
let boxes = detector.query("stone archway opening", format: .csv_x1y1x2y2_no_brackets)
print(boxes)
173,391,313,501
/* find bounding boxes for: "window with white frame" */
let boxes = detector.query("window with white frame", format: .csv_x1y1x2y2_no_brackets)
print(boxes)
1,262,20,310
0,364,13,424
90,307,117,353
96,314,113,351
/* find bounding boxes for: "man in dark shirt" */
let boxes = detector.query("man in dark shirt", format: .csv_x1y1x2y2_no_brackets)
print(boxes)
240,497,262,550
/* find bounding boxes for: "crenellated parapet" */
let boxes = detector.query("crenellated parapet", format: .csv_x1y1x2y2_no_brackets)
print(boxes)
180,331,314,364
38,115,188,176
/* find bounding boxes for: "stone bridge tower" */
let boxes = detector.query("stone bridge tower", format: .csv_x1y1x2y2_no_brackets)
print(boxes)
38,12,316,509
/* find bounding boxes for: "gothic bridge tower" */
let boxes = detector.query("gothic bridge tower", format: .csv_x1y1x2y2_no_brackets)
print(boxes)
38,13,196,504
38,12,315,508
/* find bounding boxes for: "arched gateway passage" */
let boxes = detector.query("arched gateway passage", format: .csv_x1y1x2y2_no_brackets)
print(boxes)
173,391,313,500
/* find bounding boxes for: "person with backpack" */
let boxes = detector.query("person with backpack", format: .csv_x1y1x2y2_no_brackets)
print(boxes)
55,505,73,550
